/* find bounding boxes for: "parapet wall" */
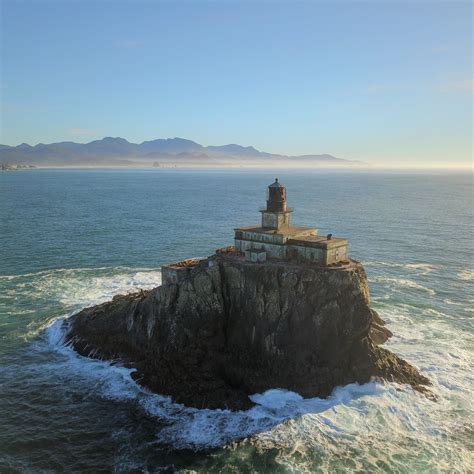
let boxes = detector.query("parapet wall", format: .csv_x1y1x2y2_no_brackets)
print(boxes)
161,258,203,285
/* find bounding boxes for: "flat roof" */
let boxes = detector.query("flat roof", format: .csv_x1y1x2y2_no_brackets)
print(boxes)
235,225,317,236
162,258,202,269
287,235,348,248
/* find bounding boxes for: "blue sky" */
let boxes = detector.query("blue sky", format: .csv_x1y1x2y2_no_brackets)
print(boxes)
1,1,472,167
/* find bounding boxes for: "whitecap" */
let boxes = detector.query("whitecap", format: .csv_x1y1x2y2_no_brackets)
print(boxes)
443,299,463,306
458,269,474,281
363,261,436,275
0,266,158,280
405,263,436,274
364,261,404,268
370,277,436,295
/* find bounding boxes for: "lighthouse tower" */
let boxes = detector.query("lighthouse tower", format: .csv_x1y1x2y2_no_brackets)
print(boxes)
260,178,293,230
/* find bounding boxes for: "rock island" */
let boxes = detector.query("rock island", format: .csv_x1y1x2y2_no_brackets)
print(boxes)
65,179,430,410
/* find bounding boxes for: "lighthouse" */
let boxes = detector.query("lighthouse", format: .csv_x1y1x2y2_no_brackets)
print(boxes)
233,179,349,265
259,178,293,230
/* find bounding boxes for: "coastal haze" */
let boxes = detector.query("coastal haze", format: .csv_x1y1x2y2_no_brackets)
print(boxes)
1,2,472,169
0,137,364,168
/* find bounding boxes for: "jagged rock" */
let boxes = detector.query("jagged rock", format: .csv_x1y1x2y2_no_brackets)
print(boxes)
65,254,430,410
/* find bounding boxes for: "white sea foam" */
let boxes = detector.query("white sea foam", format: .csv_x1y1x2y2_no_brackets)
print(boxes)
44,317,399,450
0,266,158,280
364,261,405,268
44,317,142,401
370,276,436,295
458,269,474,281
29,264,472,467
40,277,398,453
53,270,162,308
4,266,162,310
43,316,474,471
405,263,436,274
365,261,436,274
443,298,463,306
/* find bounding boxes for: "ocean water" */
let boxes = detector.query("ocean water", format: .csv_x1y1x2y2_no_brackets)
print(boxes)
0,169,472,472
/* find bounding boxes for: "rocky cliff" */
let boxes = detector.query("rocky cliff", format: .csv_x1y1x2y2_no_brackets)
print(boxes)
65,254,430,410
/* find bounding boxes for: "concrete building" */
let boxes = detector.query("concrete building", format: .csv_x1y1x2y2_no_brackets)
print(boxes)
161,258,202,285
161,179,350,285
234,179,349,265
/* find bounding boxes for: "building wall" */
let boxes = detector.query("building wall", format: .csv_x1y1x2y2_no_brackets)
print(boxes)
161,266,180,285
235,239,286,259
235,230,284,245
325,244,348,265
162,262,203,285
286,244,325,263
261,212,277,229
287,243,349,265
235,231,348,265
236,239,348,265
245,249,267,263
261,212,291,229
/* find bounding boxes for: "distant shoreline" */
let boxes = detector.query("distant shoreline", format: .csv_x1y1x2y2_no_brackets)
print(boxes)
2,165,471,173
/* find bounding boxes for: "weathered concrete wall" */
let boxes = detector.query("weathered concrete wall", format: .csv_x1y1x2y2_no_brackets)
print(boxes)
245,249,267,263
287,244,325,263
161,266,181,285
235,237,348,265
161,260,203,285
326,244,348,265
235,230,284,245
286,242,348,265
261,211,291,229
261,212,277,229
235,239,286,259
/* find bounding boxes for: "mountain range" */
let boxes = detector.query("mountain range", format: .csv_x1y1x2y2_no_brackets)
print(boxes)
0,137,363,168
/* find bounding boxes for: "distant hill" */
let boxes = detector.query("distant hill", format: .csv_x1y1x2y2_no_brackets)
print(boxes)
0,137,365,168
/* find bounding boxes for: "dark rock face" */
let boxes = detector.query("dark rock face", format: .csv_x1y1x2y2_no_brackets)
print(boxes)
65,255,430,410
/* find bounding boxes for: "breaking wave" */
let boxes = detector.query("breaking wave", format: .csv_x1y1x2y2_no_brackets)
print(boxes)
404,263,436,273
30,266,466,470
2,266,162,310
44,316,443,453
41,311,472,472
458,269,474,281
3,263,471,469
365,261,436,274
370,276,436,295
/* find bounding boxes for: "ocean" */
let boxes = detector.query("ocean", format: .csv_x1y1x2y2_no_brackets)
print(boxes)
0,169,472,472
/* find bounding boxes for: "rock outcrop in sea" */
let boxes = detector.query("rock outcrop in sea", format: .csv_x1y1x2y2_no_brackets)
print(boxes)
64,254,430,410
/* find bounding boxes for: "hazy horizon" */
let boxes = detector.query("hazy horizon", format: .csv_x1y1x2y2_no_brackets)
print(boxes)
0,133,473,171
1,1,472,169
1,134,472,170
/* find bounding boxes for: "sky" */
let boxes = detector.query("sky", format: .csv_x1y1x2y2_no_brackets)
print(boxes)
1,0,472,168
